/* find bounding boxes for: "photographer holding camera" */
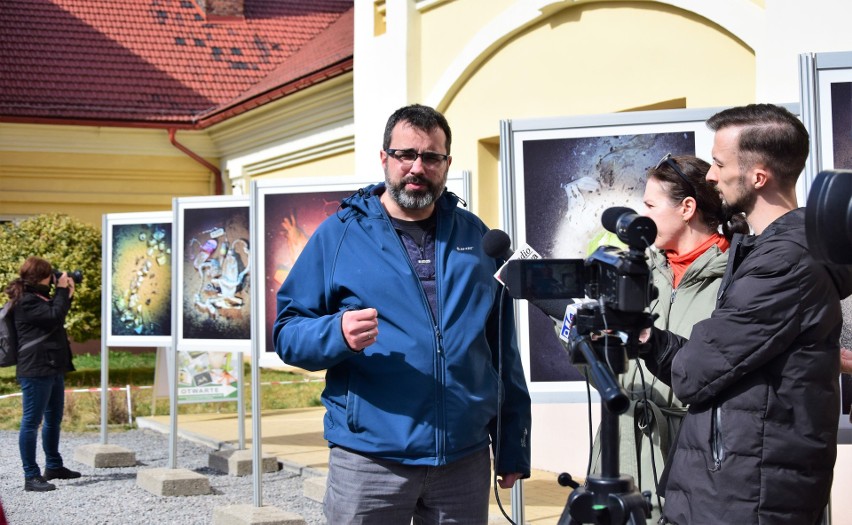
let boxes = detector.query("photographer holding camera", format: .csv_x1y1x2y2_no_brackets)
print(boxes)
641,103,852,524
4,256,81,492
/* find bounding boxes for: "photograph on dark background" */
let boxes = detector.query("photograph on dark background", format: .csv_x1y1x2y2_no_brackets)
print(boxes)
831,81,852,168
110,222,172,338
182,204,251,341
263,189,354,354
521,131,695,383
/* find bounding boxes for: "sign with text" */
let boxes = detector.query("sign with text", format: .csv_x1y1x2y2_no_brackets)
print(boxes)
177,351,239,403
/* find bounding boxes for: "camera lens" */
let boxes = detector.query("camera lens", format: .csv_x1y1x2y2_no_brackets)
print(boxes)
53,269,84,284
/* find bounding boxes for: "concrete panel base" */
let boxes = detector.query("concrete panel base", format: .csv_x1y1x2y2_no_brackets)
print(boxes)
136,467,211,496
73,443,137,468
209,449,279,476
303,476,326,503
212,505,306,525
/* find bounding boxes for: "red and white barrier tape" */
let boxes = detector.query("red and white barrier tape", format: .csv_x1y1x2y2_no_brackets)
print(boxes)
0,378,324,400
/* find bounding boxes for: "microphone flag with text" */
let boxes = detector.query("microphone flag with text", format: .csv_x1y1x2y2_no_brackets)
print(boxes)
482,229,577,322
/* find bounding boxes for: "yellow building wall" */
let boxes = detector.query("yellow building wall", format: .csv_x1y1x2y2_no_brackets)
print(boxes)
249,150,357,182
0,150,213,227
418,0,518,100
421,2,755,226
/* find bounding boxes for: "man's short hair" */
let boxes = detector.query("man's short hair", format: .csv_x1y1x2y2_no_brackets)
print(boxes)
706,103,809,189
383,104,452,155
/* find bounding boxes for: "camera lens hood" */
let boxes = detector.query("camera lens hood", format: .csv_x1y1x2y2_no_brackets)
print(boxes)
806,170,852,264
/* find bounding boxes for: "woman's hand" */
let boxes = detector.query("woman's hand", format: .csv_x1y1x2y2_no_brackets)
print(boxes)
56,272,75,298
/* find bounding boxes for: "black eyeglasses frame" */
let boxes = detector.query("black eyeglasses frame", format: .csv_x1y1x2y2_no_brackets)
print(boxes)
385,148,449,166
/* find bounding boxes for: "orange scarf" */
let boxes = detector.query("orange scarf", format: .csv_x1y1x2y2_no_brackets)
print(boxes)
667,233,729,288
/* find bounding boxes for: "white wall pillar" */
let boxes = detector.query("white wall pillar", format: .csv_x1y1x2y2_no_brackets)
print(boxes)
354,0,420,178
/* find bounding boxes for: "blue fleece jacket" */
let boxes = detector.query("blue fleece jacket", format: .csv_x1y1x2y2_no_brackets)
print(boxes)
273,183,531,474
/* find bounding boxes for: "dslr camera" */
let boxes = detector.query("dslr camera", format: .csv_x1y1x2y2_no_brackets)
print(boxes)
53,269,84,284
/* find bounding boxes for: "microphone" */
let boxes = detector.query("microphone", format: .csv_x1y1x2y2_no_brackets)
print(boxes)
558,299,598,345
482,229,513,261
482,229,543,285
482,229,575,321
601,206,635,233
601,207,656,250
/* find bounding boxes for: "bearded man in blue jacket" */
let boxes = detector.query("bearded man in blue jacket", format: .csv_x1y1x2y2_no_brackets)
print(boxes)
274,104,531,524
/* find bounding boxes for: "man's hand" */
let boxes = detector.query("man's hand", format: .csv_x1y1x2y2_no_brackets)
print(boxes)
342,308,379,351
497,472,524,489
841,347,852,375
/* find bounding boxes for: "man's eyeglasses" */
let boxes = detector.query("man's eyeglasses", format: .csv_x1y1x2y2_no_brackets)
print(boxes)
385,148,449,168
655,153,696,198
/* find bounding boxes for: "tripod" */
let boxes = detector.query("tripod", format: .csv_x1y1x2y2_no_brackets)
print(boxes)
558,309,652,525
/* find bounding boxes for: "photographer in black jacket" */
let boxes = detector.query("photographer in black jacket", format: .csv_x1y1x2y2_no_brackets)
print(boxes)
641,104,852,524
5,256,81,492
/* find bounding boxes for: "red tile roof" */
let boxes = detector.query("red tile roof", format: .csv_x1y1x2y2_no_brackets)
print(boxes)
0,0,354,127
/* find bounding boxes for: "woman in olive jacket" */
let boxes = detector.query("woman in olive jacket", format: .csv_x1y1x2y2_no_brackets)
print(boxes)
591,155,749,521
5,256,80,492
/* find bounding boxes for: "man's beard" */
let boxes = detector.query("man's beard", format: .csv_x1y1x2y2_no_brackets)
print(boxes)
385,173,445,210
721,175,757,217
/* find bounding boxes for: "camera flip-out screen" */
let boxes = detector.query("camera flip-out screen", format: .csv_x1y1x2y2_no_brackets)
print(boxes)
503,259,586,300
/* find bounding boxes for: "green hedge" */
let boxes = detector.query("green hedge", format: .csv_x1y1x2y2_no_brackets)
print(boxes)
0,214,101,342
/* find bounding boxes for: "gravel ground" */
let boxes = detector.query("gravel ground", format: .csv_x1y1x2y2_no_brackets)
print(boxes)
0,429,325,525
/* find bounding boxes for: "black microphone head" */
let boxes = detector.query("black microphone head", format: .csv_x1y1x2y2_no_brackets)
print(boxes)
600,206,656,250
601,207,636,233
482,229,513,260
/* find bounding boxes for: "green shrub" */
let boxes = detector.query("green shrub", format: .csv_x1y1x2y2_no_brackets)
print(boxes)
0,213,101,342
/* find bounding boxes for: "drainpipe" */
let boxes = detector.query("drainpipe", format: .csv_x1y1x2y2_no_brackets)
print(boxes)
168,128,224,195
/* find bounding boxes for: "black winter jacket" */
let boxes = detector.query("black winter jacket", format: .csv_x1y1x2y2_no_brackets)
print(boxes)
644,209,852,525
14,286,75,378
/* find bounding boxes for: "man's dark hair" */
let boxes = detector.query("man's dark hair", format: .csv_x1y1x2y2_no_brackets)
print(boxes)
706,103,809,189
383,104,452,154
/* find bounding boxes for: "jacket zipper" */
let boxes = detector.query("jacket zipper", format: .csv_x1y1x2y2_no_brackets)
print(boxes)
432,223,446,463
710,405,724,470
385,212,447,462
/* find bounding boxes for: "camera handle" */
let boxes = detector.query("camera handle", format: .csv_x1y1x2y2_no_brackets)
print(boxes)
558,329,651,525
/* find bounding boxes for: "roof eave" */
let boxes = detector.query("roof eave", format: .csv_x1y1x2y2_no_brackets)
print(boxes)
195,57,354,128
0,115,197,130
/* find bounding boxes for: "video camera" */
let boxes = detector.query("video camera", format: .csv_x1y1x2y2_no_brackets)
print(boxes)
806,169,852,264
490,206,659,525
501,206,657,326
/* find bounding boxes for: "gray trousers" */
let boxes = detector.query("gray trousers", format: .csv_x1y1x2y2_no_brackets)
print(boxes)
324,445,491,524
